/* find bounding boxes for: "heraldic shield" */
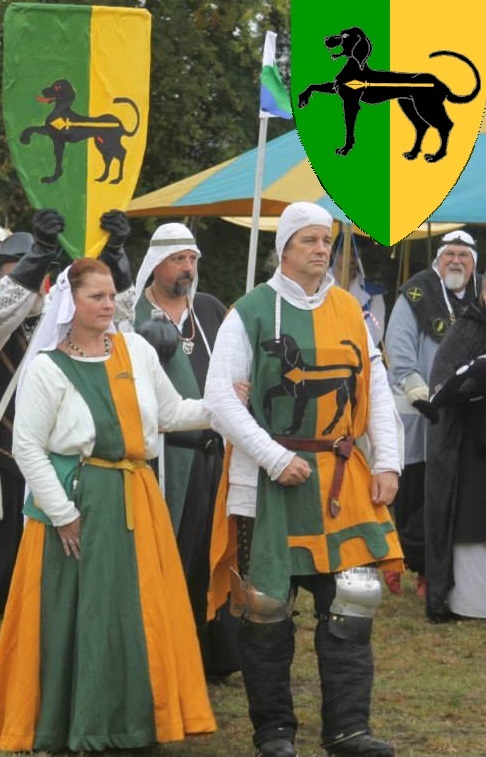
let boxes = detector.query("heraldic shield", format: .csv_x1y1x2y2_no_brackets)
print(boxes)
291,0,486,246
3,3,151,258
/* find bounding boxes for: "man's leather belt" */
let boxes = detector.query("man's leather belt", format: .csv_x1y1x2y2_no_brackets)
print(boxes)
273,434,355,518
165,432,222,454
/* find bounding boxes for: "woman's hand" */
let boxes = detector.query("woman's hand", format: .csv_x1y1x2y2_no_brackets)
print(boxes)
233,380,251,406
57,517,82,559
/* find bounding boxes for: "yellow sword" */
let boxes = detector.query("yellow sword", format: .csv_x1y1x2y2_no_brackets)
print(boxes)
285,367,351,383
50,117,118,131
345,79,434,90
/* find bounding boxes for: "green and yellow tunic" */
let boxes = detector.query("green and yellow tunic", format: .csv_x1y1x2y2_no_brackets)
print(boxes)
209,284,403,612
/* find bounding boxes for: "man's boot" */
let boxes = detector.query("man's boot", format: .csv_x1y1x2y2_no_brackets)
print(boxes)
315,619,394,757
324,732,394,757
257,737,297,757
239,617,297,752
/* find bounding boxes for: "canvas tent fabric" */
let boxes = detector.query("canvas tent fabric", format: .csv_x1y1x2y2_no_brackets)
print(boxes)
127,122,485,232
127,130,349,222
219,216,463,238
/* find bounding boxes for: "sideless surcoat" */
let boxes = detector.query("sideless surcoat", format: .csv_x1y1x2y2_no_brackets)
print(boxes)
208,283,403,609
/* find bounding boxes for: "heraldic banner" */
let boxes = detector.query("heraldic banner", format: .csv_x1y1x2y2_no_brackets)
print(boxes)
3,3,151,258
291,0,486,246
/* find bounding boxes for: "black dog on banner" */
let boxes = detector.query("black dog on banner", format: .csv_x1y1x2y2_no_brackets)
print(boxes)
261,334,362,436
20,79,140,184
298,26,481,161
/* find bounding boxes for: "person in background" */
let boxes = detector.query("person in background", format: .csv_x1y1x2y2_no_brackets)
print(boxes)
384,230,481,597
0,257,216,753
205,202,403,757
331,238,387,347
0,211,64,616
0,209,134,616
134,222,240,680
422,273,486,621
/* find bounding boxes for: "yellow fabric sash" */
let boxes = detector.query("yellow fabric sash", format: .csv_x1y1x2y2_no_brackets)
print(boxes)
81,456,149,530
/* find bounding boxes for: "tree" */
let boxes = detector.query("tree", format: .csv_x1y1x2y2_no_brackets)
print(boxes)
0,0,292,303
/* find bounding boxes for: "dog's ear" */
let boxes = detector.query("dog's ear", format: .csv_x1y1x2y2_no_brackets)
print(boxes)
350,32,371,70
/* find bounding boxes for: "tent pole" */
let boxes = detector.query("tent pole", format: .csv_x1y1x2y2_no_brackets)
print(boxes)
246,116,268,293
340,223,352,290
426,222,433,267
403,239,411,283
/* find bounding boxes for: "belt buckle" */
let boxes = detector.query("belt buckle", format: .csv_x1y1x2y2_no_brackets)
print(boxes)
332,435,345,455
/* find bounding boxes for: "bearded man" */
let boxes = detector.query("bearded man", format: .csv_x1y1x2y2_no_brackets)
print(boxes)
384,230,481,596
134,223,240,680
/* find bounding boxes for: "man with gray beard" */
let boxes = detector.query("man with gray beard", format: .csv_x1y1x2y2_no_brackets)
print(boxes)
384,230,481,597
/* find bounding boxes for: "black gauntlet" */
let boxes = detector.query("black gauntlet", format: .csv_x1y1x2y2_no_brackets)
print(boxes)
99,209,133,292
10,209,65,291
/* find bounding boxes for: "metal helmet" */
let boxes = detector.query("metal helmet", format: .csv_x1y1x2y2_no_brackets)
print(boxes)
0,232,34,266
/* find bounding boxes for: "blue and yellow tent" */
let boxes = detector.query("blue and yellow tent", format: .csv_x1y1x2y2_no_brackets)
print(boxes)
127,130,348,222
128,123,486,237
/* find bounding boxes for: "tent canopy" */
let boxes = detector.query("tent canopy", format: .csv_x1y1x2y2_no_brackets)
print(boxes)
127,130,349,221
128,122,485,235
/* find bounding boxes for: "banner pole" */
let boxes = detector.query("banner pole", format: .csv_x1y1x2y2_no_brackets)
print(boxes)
246,115,268,293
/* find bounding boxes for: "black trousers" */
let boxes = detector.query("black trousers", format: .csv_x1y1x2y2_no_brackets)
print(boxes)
238,573,374,749
393,461,425,575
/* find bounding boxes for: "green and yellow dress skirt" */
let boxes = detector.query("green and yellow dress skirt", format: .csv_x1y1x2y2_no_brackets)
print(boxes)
0,334,216,752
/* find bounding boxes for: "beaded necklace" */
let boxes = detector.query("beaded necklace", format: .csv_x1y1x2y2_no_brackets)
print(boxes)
66,329,111,358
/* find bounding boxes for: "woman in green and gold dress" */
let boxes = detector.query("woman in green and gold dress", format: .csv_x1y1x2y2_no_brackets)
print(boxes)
0,258,216,752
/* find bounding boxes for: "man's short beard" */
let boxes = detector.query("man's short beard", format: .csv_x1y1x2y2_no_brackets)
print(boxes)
444,271,466,292
173,277,193,297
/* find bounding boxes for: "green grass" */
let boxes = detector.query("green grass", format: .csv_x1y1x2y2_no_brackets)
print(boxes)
1,571,485,757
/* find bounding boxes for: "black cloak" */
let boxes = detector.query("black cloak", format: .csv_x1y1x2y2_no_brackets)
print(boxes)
424,299,486,621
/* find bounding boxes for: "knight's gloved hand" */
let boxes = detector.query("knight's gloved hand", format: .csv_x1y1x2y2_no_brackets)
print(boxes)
10,209,65,291
136,314,179,364
406,384,429,405
32,209,65,252
99,210,132,292
100,209,130,250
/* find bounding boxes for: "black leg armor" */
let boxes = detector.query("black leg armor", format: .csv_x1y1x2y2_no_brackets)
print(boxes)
238,617,298,749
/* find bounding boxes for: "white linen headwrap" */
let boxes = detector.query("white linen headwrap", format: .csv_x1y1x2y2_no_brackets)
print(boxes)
16,265,115,402
275,202,333,261
134,222,201,305
435,229,477,267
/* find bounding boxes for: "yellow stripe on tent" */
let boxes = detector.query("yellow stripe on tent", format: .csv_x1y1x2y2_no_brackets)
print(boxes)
263,159,324,203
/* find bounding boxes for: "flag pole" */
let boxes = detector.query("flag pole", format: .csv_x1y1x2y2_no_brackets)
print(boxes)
245,30,292,293
246,115,268,293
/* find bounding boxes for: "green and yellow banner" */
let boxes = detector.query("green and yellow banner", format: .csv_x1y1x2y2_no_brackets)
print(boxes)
3,3,151,258
291,0,486,246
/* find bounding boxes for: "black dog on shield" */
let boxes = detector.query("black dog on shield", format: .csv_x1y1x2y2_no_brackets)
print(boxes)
298,27,481,161
20,79,140,184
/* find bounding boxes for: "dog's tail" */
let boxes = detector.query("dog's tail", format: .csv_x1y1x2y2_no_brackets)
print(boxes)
114,97,140,136
429,51,481,104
